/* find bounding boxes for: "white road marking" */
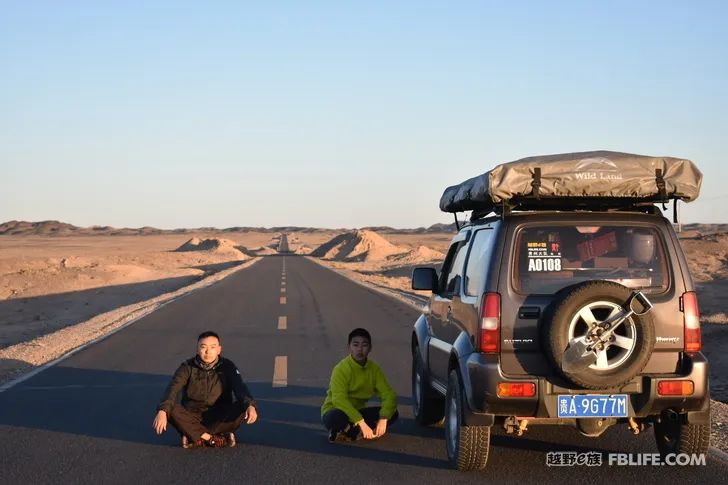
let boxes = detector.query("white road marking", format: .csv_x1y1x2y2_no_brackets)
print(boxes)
280,296,287,304
273,356,288,387
278,316,287,330
281,288,286,294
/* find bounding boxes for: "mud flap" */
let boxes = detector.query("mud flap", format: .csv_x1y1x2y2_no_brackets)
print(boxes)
463,409,495,427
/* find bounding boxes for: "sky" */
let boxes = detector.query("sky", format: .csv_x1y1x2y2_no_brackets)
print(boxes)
2,1,727,229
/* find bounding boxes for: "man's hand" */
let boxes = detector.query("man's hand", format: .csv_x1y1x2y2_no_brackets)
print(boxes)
244,405,258,424
357,420,376,439
153,410,167,434
374,418,388,438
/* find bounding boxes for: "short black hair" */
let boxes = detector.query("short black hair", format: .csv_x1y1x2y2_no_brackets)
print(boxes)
198,331,220,343
348,328,371,346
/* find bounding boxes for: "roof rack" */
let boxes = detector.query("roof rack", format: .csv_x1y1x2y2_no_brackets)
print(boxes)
465,197,677,225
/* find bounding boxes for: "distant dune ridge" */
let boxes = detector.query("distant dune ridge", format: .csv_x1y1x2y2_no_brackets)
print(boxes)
0,220,461,237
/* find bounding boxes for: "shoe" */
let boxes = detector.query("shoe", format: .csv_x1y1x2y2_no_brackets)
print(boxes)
206,434,229,448
344,424,362,441
328,430,338,443
181,435,205,449
227,432,237,448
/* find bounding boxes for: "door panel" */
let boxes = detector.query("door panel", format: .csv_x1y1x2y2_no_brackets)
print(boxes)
428,238,469,383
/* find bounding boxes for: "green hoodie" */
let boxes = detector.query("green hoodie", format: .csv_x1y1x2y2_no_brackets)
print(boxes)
321,355,397,423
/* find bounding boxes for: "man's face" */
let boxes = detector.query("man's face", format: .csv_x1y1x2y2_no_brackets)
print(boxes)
348,336,371,364
197,336,222,363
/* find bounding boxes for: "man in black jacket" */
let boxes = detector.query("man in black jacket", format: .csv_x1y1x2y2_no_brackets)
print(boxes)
152,331,258,448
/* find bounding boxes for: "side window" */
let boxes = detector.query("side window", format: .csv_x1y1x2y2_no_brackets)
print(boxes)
464,229,494,297
442,242,469,296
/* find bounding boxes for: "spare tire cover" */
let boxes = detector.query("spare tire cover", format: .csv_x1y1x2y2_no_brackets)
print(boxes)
543,281,655,390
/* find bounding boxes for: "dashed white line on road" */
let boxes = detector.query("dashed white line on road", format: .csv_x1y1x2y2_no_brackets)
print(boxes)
280,296,287,304
281,288,286,294
273,356,288,387
278,316,287,330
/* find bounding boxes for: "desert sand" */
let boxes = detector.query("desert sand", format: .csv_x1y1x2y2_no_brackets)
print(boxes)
1,222,727,451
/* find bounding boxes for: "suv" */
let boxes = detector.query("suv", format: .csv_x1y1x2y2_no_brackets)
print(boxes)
411,208,710,470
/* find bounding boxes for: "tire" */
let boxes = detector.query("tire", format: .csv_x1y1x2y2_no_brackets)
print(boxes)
445,370,490,471
543,281,655,389
412,348,445,426
654,413,711,458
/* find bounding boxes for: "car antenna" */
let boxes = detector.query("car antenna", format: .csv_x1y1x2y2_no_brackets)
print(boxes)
453,212,461,231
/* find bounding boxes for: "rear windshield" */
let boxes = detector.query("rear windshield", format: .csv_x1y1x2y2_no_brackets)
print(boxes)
513,224,669,294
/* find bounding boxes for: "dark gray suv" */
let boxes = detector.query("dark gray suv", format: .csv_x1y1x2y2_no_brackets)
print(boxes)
411,208,710,470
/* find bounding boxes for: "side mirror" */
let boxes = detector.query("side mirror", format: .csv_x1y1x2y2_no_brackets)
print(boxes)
412,267,438,291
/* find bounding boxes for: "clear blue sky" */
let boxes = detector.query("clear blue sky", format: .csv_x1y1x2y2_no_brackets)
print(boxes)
2,1,727,229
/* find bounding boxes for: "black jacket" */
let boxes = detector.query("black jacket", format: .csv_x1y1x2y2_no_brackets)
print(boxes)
157,357,256,414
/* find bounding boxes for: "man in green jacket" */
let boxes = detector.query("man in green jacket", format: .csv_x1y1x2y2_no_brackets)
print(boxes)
321,328,398,442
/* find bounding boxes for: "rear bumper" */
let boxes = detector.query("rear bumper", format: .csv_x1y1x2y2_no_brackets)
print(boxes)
463,351,710,425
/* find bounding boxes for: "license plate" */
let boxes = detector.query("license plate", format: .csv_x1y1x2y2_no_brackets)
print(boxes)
557,394,628,418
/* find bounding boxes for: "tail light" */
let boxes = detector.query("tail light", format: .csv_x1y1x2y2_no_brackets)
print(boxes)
497,382,536,397
479,292,500,353
657,380,694,396
681,292,701,352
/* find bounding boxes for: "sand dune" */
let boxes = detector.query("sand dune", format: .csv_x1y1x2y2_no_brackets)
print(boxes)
175,237,245,256
239,246,278,256
310,230,445,266
311,230,409,262
386,245,445,265
294,244,312,255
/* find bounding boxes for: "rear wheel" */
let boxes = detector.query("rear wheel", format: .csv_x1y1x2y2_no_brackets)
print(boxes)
412,347,445,425
544,281,655,389
654,412,710,458
445,370,490,471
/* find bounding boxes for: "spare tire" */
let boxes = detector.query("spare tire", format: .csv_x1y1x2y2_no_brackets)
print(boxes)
543,281,655,390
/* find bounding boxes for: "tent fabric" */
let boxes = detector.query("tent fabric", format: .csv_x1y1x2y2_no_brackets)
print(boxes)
439,151,702,213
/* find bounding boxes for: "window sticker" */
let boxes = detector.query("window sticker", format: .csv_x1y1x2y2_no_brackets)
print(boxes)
527,240,562,272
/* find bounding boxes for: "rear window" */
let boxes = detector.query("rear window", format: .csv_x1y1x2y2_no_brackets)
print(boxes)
513,224,669,294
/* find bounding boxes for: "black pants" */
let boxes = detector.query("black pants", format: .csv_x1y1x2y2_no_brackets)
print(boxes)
169,402,248,441
322,406,399,434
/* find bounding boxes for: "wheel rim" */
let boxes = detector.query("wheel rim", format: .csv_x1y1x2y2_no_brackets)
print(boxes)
568,301,638,371
446,390,458,457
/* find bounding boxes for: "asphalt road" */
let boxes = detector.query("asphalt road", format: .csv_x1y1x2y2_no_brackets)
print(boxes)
1,256,726,484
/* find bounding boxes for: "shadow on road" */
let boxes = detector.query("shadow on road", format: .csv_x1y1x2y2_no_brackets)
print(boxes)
0,359,677,475
0,365,452,468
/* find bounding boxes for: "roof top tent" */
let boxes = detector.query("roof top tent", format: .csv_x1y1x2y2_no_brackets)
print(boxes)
439,151,703,227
